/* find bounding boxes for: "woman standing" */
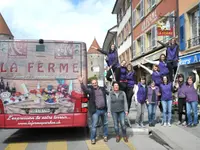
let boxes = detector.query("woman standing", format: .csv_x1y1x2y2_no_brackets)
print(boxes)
93,44,119,82
183,70,199,127
126,63,136,112
160,76,173,127
174,74,187,126
147,80,160,127
115,60,127,92
107,82,128,142
134,76,147,128
157,39,179,81
143,54,169,77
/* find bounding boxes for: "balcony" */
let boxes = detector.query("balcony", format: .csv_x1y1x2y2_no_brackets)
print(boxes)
188,36,200,49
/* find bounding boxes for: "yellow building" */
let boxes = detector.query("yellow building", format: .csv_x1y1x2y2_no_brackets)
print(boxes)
178,0,200,77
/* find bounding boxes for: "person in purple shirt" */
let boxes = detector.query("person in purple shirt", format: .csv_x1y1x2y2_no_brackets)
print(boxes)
134,76,147,128
160,76,174,127
93,44,119,82
143,54,169,77
174,74,187,126
183,70,199,127
146,80,161,127
157,38,179,82
126,63,136,112
115,60,127,92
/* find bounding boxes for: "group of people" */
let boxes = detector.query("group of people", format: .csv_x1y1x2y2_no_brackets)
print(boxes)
79,38,199,145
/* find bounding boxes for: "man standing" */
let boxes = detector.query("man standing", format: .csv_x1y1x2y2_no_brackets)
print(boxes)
78,76,108,144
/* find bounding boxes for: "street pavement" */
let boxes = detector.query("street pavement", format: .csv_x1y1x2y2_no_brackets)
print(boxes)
0,101,200,150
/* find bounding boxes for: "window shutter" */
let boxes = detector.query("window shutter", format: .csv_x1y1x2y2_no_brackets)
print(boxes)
179,14,186,51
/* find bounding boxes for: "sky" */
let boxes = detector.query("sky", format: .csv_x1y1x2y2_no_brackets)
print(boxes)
0,0,116,50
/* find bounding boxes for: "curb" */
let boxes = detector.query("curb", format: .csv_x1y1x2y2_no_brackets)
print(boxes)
150,129,182,150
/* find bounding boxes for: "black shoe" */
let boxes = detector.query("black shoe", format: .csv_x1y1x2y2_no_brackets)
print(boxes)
187,124,192,128
149,123,152,127
193,124,198,127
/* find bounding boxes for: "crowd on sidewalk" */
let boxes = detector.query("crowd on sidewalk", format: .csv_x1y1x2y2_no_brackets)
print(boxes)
78,38,200,145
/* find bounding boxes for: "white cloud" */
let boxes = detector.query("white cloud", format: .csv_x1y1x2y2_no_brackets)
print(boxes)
0,0,116,49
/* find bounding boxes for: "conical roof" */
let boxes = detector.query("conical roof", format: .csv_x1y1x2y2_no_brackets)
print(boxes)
88,38,101,54
0,13,13,37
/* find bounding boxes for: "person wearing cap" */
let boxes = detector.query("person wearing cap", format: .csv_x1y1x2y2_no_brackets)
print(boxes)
157,38,179,82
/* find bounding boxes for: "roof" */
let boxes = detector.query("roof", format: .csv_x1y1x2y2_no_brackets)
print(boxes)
0,13,13,37
112,0,123,14
102,25,117,52
88,38,101,54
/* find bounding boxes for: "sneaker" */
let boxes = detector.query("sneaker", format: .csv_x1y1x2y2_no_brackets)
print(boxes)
149,123,153,127
163,123,167,127
182,121,187,126
91,139,96,145
123,136,128,143
140,123,145,128
136,123,141,128
187,124,192,128
116,136,120,143
176,121,182,125
193,124,198,127
103,136,108,142
168,123,171,127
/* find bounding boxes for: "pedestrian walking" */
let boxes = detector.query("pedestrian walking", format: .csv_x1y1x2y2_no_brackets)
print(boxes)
107,82,128,143
115,60,127,92
126,63,136,112
134,76,148,128
183,70,199,127
147,80,160,127
143,54,169,77
78,76,109,144
157,38,179,82
159,76,174,127
174,74,187,126
92,44,119,82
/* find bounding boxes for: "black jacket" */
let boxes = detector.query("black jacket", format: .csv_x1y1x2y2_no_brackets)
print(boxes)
81,83,108,115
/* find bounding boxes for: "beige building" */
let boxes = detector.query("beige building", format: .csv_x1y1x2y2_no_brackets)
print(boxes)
0,13,14,40
87,38,105,82
178,0,200,76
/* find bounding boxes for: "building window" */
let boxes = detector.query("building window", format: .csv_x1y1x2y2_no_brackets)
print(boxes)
137,35,145,55
120,8,124,18
146,30,152,51
91,61,93,65
140,0,144,19
147,0,156,13
128,19,131,35
117,13,121,24
125,0,128,11
126,49,130,62
191,9,200,38
132,41,136,58
132,9,136,27
151,25,157,48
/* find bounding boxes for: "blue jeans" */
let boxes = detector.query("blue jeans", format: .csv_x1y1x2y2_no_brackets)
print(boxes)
148,103,157,124
91,109,108,140
186,101,198,125
112,111,126,137
161,100,172,123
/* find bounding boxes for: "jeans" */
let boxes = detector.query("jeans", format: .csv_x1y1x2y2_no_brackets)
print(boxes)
161,100,172,123
112,111,126,137
148,103,157,124
186,101,198,125
91,109,108,140
136,103,145,124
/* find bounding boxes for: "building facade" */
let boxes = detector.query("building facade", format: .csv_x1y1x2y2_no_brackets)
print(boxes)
0,13,14,40
112,0,132,63
178,0,200,78
131,0,177,81
87,38,105,83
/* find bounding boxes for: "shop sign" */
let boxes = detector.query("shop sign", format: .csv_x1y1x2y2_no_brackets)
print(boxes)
180,52,200,65
157,20,173,36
